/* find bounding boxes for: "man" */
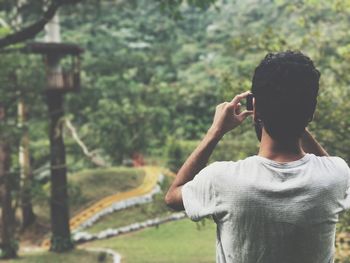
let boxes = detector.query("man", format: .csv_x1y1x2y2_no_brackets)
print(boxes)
165,51,350,263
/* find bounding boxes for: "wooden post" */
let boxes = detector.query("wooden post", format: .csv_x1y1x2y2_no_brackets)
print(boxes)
46,90,73,252
44,13,73,252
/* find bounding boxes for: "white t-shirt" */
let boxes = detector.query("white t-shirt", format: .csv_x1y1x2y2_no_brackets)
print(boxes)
182,153,350,263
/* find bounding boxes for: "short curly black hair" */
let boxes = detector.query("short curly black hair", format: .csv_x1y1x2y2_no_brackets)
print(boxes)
251,51,320,141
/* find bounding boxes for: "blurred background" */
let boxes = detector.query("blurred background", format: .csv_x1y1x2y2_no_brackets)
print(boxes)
0,0,350,262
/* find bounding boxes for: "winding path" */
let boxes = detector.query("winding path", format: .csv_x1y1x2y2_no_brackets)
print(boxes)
41,166,173,248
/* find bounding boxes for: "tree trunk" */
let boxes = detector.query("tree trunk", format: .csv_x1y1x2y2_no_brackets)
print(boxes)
44,12,73,252
0,142,17,259
46,92,73,252
18,98,36,230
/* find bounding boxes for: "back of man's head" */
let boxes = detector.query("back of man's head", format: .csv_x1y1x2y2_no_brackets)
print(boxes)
252,51,320,142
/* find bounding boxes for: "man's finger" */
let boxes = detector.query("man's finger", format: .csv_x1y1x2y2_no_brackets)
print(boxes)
235,103,241,115
230,91,251,106
237,110,253,121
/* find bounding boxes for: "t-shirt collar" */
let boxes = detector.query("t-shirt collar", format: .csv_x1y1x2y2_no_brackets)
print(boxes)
254,153,312,168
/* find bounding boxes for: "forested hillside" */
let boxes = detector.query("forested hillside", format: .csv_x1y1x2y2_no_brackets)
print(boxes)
1,0,349,169
60,0,350,165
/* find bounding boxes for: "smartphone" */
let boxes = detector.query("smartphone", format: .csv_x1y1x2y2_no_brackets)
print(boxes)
246,93,254,111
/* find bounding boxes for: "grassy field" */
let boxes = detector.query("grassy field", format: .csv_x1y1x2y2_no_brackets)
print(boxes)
85,176,173,234
84,219,216,263
68,167,145,214
33,167,145,222
85,218,350,263
5,249,113,263
22,165,350,262
23,167,145,245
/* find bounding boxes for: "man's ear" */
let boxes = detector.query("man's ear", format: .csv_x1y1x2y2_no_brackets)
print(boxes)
253,98,257,123
253,98,261,123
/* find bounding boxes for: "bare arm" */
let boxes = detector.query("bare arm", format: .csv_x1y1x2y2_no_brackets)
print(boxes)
301,129,329,157
164,130,221,210
165,91,253,210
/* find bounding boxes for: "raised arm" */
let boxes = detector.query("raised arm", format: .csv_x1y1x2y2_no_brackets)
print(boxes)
301,129,329,157
165,91,253,210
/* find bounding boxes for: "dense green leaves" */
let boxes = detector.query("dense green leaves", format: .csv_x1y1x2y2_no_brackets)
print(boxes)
58,0,350,164
0,0,349,166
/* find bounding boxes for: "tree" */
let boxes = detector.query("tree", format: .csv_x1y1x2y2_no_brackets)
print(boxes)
0,0,218,49
0,105,17,259
18,97,36,229
0,0,81,49
0,1,221,256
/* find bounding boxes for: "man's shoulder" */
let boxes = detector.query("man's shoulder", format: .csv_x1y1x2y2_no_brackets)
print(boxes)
306,155,350,186
214,154,350,176
311,154,349,170
326,155,348,166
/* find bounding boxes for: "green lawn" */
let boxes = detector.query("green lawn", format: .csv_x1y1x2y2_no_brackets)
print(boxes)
33,167,145,223
5,249,113,263
68,167,145,214
85,176,173,234
85,219,216,263
26,167,145,245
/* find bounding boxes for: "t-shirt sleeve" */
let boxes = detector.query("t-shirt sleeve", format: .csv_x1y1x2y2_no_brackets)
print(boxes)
181,162,219,222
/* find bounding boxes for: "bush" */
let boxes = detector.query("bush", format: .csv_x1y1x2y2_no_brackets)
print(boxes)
210,129,259,162
165,137,200,172
166,130,259,172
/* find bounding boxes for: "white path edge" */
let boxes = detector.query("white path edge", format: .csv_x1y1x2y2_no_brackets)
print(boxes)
74,212,186,243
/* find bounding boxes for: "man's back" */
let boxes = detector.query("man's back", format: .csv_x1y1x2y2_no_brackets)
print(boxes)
182,154,350,263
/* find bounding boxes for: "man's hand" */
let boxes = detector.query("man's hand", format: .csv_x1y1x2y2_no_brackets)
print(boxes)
209,91,253,138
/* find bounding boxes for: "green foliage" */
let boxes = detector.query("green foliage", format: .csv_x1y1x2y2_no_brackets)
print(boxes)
61,0,225,164
211,129,259,162
166,129,259,172
166,137,186,172
338,211,350,233
0,0,348,167
156,0,218,19
55,0,349,166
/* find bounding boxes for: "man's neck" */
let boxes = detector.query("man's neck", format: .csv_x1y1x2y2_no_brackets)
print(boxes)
258,128,306,162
